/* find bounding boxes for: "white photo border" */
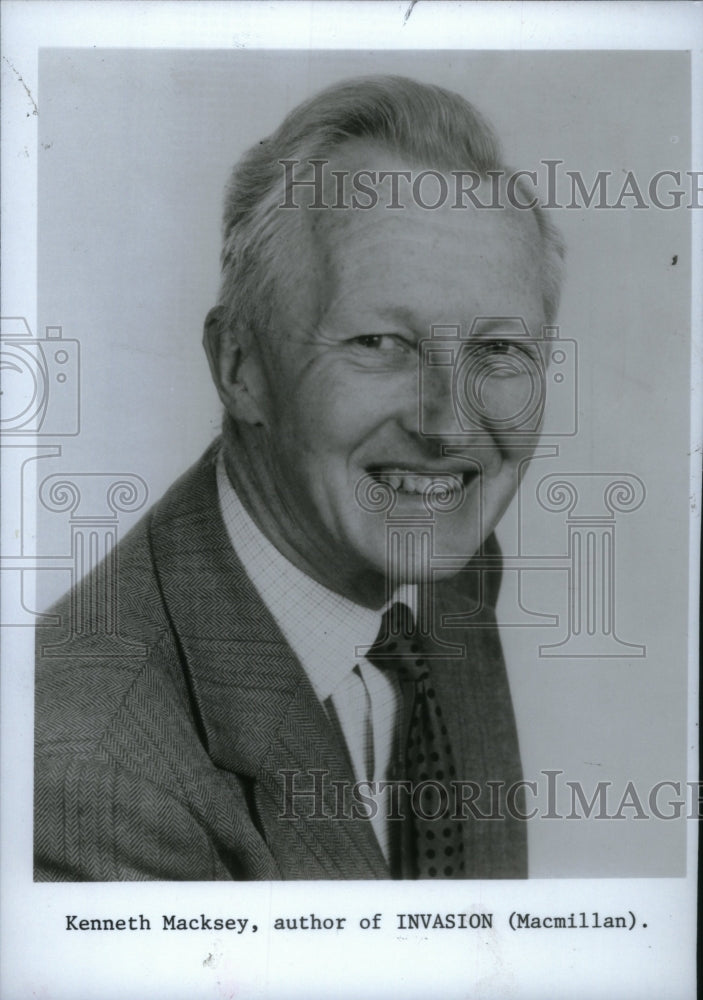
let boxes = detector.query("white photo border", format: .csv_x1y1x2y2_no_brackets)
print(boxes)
1,3,701,999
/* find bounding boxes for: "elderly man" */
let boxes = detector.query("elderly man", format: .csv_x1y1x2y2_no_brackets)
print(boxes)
35,75,563,881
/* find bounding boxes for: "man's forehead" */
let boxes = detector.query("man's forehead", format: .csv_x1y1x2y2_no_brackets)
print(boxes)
315,190,542,276
314,139,541,246
268,139,545,337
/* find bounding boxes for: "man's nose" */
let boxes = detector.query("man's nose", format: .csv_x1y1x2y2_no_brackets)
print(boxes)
413,359,467,440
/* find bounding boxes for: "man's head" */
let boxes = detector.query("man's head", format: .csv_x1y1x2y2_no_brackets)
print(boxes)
204,75,565,607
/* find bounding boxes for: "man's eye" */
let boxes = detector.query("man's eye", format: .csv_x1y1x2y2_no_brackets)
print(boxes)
477,339,526,355
461,338,542,378
471,338,538,360
353,334,409,352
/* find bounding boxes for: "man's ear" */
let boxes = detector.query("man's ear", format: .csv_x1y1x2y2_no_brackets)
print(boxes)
202,306,264,426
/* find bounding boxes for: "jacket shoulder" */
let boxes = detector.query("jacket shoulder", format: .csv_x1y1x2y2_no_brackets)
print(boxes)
34,445,221,763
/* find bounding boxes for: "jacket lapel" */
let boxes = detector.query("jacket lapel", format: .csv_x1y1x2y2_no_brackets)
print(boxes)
148,446,388,879
429,554,527,877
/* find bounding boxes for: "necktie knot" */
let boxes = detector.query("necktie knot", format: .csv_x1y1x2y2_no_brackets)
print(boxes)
367,603,429,684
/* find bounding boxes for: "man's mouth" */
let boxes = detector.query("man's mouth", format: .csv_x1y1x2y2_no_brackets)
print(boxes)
367,468,477,496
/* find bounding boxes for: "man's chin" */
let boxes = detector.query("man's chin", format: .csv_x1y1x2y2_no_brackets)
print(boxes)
358,534,483,586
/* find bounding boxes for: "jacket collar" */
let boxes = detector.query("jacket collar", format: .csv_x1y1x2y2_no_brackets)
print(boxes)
147,444,389,878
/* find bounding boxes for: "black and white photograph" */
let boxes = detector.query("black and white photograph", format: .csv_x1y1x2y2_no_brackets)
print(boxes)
1,2,700,998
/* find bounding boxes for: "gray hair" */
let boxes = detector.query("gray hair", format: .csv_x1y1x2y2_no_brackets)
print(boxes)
217,75,565,334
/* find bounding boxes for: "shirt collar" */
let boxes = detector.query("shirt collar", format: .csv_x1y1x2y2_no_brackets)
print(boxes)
216,452,416,702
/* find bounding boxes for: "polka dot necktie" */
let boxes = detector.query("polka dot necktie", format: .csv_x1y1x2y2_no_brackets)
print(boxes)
367,602,465,879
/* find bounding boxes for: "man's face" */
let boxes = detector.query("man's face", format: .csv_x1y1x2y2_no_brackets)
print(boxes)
234,151,547,605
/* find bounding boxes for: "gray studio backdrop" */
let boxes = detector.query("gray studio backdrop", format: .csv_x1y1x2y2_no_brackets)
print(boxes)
35,48,691,877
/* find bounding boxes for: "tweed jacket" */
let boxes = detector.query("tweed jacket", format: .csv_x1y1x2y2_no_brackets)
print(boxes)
34,443,527,881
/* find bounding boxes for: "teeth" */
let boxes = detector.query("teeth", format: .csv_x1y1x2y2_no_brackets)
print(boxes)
374,472,465,495
400,475,435,495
